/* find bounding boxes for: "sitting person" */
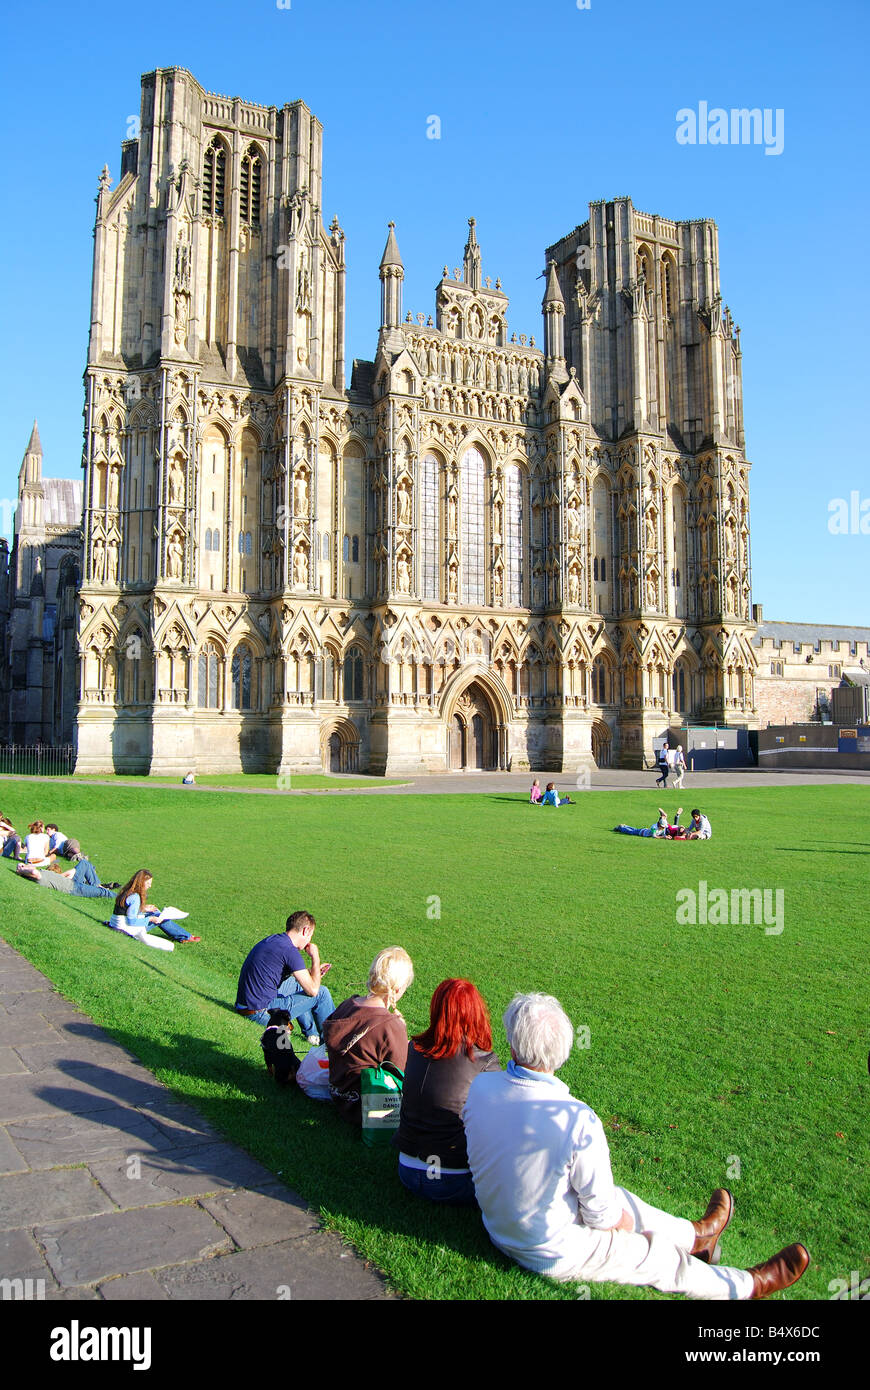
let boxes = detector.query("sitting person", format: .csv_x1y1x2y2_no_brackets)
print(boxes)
235,910,334,1040
686,808,712,840
323,947,413,1125
23,821,53,867
613,810,670,837
395,978,500,1205
45,824,73,859
182,770,195,785
260,1008,300,1085
540,782,573,806
463,992,810,1300
529,779,542,804
109,870,200,944
0,813,22,859
17,846,118,898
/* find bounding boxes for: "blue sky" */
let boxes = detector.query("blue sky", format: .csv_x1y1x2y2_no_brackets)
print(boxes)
1,0,867,623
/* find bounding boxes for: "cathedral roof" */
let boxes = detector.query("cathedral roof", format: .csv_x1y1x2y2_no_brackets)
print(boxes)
44,478,83,529
753,620,870,646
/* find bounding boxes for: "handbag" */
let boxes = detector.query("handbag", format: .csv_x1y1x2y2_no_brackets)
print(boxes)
296,1043,332,1100
360,1062,404,1146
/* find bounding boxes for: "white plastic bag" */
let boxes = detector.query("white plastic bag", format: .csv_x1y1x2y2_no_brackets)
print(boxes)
296,1043,331,1100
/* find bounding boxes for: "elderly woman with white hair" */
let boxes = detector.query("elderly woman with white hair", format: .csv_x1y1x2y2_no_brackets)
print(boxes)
323,946,414,1125
462,992,809,1300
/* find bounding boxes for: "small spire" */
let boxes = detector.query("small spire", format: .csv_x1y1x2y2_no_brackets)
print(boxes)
379,221,403,271
543,261,565,309
26,420,42,456
463,217,482,289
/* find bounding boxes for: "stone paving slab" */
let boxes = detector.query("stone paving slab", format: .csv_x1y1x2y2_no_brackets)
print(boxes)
0,1168,115,1228
6,1106,171,1168
0,1046,26,1074
0,936,395,1301
0,1127,27,1174
37,1203,233,1287
199,1184,320,1249
0,1226,57,1283
154,1233,393,1301
90,1142,278,1207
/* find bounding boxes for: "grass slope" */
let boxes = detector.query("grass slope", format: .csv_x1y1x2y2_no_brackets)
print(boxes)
0,781,867,1300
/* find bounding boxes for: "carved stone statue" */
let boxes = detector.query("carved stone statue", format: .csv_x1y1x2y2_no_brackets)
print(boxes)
169,459,185,506
448,562,458,602
107,467,120,509
396,556,411,593
397,482,411,526
293,545,307,587
493,566,503,601
645,573,657,608
566,500,581,540
106,538,119,585
448,493,457,535
167,533,184,581
568,568,581,604
92,537,105,583
294,473,308,515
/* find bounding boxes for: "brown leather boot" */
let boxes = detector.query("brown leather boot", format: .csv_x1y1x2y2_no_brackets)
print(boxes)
748,1243,810,1298
691,1188,733,1264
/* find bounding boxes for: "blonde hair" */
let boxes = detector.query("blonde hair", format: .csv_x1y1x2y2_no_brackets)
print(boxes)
367,946,414,1010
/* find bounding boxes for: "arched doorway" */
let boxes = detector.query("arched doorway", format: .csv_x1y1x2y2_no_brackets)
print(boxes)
449,681,498,770
327,732,342,772
321,719,360,773
591,720,612,769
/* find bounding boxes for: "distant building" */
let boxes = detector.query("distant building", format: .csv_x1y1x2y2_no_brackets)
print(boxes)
751,605,870,725
1,423,82,745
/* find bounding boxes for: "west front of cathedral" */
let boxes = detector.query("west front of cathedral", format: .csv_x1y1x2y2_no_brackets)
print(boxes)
74,66,757,776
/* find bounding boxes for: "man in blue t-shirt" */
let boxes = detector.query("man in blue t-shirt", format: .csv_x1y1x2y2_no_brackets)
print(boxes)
235,910,335,1042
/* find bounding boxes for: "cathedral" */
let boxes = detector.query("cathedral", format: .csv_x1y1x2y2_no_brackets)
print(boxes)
73,66,757,776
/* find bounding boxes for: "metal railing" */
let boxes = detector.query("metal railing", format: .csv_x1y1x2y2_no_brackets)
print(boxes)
0,744,75,777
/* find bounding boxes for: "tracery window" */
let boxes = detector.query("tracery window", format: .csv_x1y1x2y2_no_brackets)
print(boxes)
504,463,523,605
240,147,262,226
202,141,227,218
198,643,220,708
231,644,253,710
592,658,610,704
460,447,485,606
343,646,364,701
421,454,440,601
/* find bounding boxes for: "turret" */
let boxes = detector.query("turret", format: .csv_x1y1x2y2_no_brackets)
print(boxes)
379,222,404,329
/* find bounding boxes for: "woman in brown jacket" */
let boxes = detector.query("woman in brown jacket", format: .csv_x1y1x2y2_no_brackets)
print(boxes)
323,947,414,1124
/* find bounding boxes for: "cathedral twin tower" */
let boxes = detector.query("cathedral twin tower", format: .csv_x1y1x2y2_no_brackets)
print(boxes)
76,66,757,776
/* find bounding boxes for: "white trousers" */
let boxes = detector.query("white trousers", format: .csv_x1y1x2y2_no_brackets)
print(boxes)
542,1186,754,1300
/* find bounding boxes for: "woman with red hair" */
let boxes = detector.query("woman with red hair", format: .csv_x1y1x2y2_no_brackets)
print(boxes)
396,978,500,1206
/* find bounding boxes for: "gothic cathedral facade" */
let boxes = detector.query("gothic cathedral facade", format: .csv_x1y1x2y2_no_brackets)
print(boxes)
75,67,757,776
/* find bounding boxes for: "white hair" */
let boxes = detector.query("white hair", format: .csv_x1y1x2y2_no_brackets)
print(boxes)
503,992,574,1073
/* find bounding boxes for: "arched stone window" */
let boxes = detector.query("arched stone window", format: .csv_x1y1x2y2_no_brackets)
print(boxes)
198,642,221,709
240,145,262,226
460,447,486,605
421,453,441,600
231,644,253,711
343,646,364,701
202,140,227,218
352,534,359,563
504,463,523,605
591,657,611,705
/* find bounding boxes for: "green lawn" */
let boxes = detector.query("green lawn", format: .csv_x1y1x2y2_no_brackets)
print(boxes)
65,773,408,790
0,781,867,1300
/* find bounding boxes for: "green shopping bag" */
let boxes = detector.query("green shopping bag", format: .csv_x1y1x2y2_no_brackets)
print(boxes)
360,1062,404,1146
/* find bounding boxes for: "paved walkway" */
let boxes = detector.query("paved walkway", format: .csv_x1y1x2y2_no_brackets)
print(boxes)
0,938,392,1301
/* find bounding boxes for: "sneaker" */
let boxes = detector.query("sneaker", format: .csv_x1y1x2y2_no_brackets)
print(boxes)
179,936,202,944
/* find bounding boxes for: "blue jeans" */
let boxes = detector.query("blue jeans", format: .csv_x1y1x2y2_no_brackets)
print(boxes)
139,913,193,943
2,835,22,858
238,978,335,1034
397,1161,478,1207
615,825,656,837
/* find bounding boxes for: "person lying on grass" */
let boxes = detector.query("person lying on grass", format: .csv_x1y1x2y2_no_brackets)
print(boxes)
613,807,698,839
109,870,200,944
463,991,810,1300
17,847,119,898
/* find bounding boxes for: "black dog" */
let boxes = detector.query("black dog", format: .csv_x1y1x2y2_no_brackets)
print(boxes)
260,1009,300,1084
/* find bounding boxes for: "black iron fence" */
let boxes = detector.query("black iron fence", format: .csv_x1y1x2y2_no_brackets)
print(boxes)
0,745,75,777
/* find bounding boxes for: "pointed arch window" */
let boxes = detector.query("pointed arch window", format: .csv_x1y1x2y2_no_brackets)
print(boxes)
240,146,262,226
198,643,220,708
421,454,440,601
343,646,364,701
504,463,523,605
461,447,486,605
202,141,227,218
352,534,359,563
592,658,610,705
231,644,253,710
